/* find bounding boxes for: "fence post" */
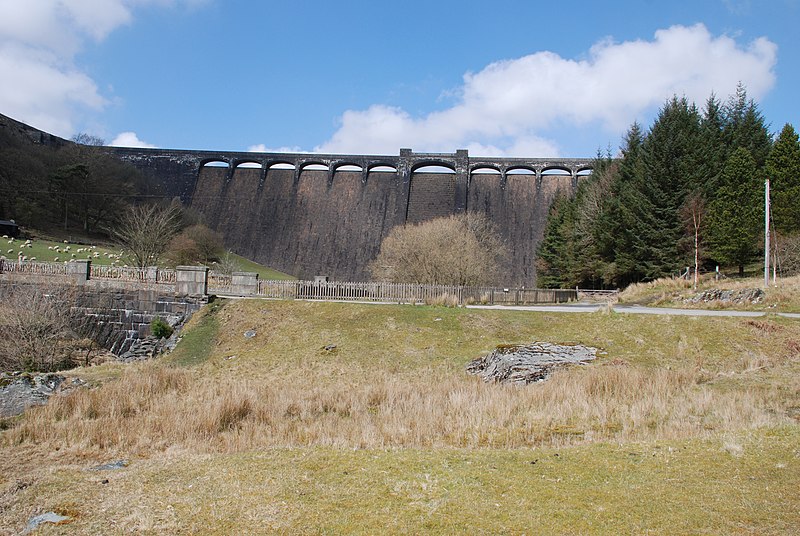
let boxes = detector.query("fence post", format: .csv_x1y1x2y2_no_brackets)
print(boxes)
231,272,259,296
176,266,209,297
67,259,91,286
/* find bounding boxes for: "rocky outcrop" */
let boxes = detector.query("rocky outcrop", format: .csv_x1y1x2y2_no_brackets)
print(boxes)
0,373,85,417
685,288,765,305
467,342,598,385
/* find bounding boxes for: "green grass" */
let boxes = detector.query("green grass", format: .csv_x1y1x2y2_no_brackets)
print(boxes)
2,428,797,533
0,236,122,264
161,299,225,367
218,253,295,280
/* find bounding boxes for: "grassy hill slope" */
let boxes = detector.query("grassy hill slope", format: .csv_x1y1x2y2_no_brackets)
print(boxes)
1,300,798,533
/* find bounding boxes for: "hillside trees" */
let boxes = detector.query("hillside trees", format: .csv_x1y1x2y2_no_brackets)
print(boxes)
0,123,158,234
536,85,786,288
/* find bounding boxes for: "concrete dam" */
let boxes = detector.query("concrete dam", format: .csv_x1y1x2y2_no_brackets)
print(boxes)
108,146,594,285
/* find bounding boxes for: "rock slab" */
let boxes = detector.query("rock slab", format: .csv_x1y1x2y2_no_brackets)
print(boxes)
0,373,85,418
467,342,598,385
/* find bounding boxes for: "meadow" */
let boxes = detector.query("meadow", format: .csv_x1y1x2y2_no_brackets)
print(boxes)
1,299,799,533
0,235,294,280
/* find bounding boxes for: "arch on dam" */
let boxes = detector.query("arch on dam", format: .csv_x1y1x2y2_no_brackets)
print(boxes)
470,165,501,174
506,166,536,174
201,159,230,168
332,163,363,173
234,159,263,169
411,161,457,174
366,163,397,173
266,160,296,170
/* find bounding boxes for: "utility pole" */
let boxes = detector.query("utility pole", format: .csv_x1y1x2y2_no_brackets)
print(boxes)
764,178,770,288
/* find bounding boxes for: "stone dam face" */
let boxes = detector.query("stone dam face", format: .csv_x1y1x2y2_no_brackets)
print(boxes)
107,147,592,285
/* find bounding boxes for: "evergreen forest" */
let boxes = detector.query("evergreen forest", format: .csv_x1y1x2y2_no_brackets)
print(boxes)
536,84,800,288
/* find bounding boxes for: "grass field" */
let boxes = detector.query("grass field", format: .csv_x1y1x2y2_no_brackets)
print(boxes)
0,235,294,279
1,300,799,533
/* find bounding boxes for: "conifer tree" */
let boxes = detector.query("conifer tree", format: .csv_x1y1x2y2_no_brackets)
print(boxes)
535,194,575,288
706,147,762,275
600,122,651,286
766,123,800,233
633,96,703,279
699,94,727,194
723,83,772,168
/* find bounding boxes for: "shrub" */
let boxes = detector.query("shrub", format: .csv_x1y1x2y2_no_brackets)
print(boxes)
165,224,224,266
150,317,174,339
0,284,77,372
369,213,506,286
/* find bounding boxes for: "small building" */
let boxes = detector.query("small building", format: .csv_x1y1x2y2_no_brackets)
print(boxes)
0,220,19,238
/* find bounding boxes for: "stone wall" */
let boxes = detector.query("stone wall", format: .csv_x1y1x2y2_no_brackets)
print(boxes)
0,281,206,356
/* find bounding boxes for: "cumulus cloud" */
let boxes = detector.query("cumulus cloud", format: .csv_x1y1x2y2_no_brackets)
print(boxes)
110,131,156,148
316,24,777,157
0,0,204,136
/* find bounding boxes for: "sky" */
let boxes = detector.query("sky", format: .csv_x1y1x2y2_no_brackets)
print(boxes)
0,0,797,158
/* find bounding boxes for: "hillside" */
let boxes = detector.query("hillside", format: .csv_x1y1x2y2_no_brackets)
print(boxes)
1,300,798,533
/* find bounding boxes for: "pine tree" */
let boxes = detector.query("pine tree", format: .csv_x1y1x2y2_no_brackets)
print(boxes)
599,122,651,286
699,94,727,194
766,123,800,233
631,96,703,280
535,194,575,288
707,147,762,275
723,83,772,168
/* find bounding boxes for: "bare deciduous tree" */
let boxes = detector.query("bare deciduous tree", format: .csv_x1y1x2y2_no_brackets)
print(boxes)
681,191,706,289
369,213,506,286
0,285,77,372
110,202,182,268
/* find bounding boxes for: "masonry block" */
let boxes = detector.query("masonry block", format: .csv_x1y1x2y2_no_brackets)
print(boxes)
176,266,208,297
67,259,90,286
231,271,258,296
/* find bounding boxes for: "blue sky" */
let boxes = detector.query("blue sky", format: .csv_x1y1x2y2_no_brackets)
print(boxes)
0,0,797,157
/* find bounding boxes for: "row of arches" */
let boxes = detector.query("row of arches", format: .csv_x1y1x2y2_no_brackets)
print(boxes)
201,160,399,174
200,160,593,178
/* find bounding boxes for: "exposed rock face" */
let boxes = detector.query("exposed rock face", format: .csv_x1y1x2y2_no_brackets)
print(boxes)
467,342,598,385
685,288,765,305
0,373,85,417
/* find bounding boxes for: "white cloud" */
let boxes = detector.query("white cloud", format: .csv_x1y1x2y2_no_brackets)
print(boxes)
110,131,156,148
247,143,304,153
316,24,777,157
0,0,205,136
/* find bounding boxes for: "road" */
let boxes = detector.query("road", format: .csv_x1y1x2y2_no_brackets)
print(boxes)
466,303,800,319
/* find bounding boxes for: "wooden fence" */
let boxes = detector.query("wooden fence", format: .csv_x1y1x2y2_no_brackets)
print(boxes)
250,280,576,305
1,259,578,305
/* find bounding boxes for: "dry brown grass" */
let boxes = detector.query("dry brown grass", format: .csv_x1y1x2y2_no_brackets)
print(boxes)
5,354,795,457
619,273,800,310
